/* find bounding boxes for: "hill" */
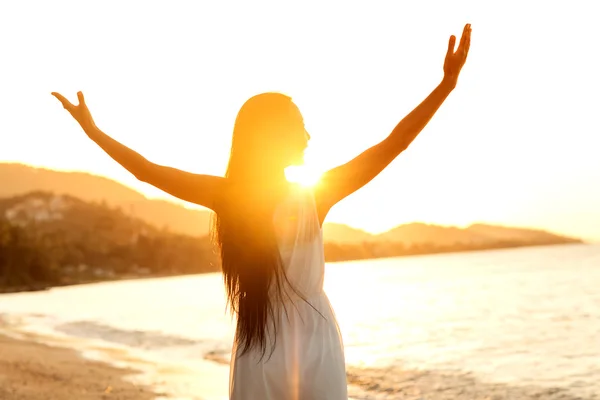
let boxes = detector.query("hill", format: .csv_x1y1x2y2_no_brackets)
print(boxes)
323,221,580,248
0,163,583,249
322,223,374,243
0,191,219,291
0,163,213,237
0,191,583,291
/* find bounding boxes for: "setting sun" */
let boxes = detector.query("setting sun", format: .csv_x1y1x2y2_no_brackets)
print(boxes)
0,1,599,244
285,166,323,187
1,2,600,400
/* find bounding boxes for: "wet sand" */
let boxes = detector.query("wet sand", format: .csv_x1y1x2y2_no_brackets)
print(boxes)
1,332,597,400
0,335,158,400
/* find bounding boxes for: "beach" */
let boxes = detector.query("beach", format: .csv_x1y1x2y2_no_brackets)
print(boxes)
0,244,598,399
1,332,596,400
0,334,157,400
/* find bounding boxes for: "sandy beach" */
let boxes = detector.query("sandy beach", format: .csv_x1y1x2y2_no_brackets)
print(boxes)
2,244,599,400
1,331,596,400
0,335,157,400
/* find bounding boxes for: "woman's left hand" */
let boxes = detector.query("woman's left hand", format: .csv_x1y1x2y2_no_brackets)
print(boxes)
52,91,98,133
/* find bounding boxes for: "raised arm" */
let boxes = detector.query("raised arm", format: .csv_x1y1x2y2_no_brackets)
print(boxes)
315,24,471,222
51,92,225,211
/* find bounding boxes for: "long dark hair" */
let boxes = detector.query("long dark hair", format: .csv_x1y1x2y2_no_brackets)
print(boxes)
211,93,307,359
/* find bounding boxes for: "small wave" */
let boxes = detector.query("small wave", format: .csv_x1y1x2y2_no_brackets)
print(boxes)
346,365,599,400
204,349,230,365
54,320,237,369
1,314,231,399
3,313,234,368
55,321,199,349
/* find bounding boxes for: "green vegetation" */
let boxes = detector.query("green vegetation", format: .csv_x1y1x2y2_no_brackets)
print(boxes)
0,191,582,293
0,192,218,292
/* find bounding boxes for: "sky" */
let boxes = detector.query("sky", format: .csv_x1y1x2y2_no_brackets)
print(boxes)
1,1,599,241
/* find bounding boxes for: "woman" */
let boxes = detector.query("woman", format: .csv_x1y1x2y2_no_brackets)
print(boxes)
52,24,471,399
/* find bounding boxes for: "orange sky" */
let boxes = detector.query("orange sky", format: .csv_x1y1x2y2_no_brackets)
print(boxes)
1,1,599,241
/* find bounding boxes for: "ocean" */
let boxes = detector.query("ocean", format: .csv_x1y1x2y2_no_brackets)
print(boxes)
1,243,599,399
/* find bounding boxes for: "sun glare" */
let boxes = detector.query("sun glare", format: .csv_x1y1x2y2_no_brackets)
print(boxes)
285,166,322,187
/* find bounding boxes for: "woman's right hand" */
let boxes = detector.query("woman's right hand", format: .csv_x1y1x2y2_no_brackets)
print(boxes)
51,91,97,133
442,23,471,90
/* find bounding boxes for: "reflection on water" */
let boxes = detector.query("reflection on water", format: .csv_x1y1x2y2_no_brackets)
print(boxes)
328,244,600,394
1,243,599,399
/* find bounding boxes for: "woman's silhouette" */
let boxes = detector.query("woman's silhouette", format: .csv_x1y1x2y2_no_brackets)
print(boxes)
53,24,471,400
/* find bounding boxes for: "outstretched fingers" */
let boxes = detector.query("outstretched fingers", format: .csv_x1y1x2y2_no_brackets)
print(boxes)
464,25,471,55
51,92,75,111
458,24,468,50
446,35,456,57
77,91,86,106
459,24,472,57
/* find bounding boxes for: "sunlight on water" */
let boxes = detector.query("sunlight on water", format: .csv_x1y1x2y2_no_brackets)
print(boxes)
1,244,599,399
325,244,600,391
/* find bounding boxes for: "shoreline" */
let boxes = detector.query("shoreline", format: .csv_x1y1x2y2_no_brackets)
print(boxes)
346,366,597,400
0,242,588,294
0,333,596,400
323,239,585,263
0,334,160,400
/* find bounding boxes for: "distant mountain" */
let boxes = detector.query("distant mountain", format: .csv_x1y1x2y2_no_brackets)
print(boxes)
325,221,581,247
465,223,569,242
378,222,484,245
322,223,374,243
0,163,144,202
0,190,584,291
0,163,582,247
0,163,213,237
0,191,218,291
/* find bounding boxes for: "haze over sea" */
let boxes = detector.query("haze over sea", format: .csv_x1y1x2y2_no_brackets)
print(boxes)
2,243,599,399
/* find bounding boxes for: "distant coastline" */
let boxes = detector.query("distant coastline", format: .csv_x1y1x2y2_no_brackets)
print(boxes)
0,242,585,295
0,191,583,294
323,238,583,263
0,163,584,293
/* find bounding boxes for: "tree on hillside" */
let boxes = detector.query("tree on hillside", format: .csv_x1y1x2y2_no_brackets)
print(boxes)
0,219,58,287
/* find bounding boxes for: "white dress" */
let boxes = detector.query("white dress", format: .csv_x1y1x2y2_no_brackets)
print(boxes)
229,185,348,399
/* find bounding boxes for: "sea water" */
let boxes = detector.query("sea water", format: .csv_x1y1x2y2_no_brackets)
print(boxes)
1,243,599,399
